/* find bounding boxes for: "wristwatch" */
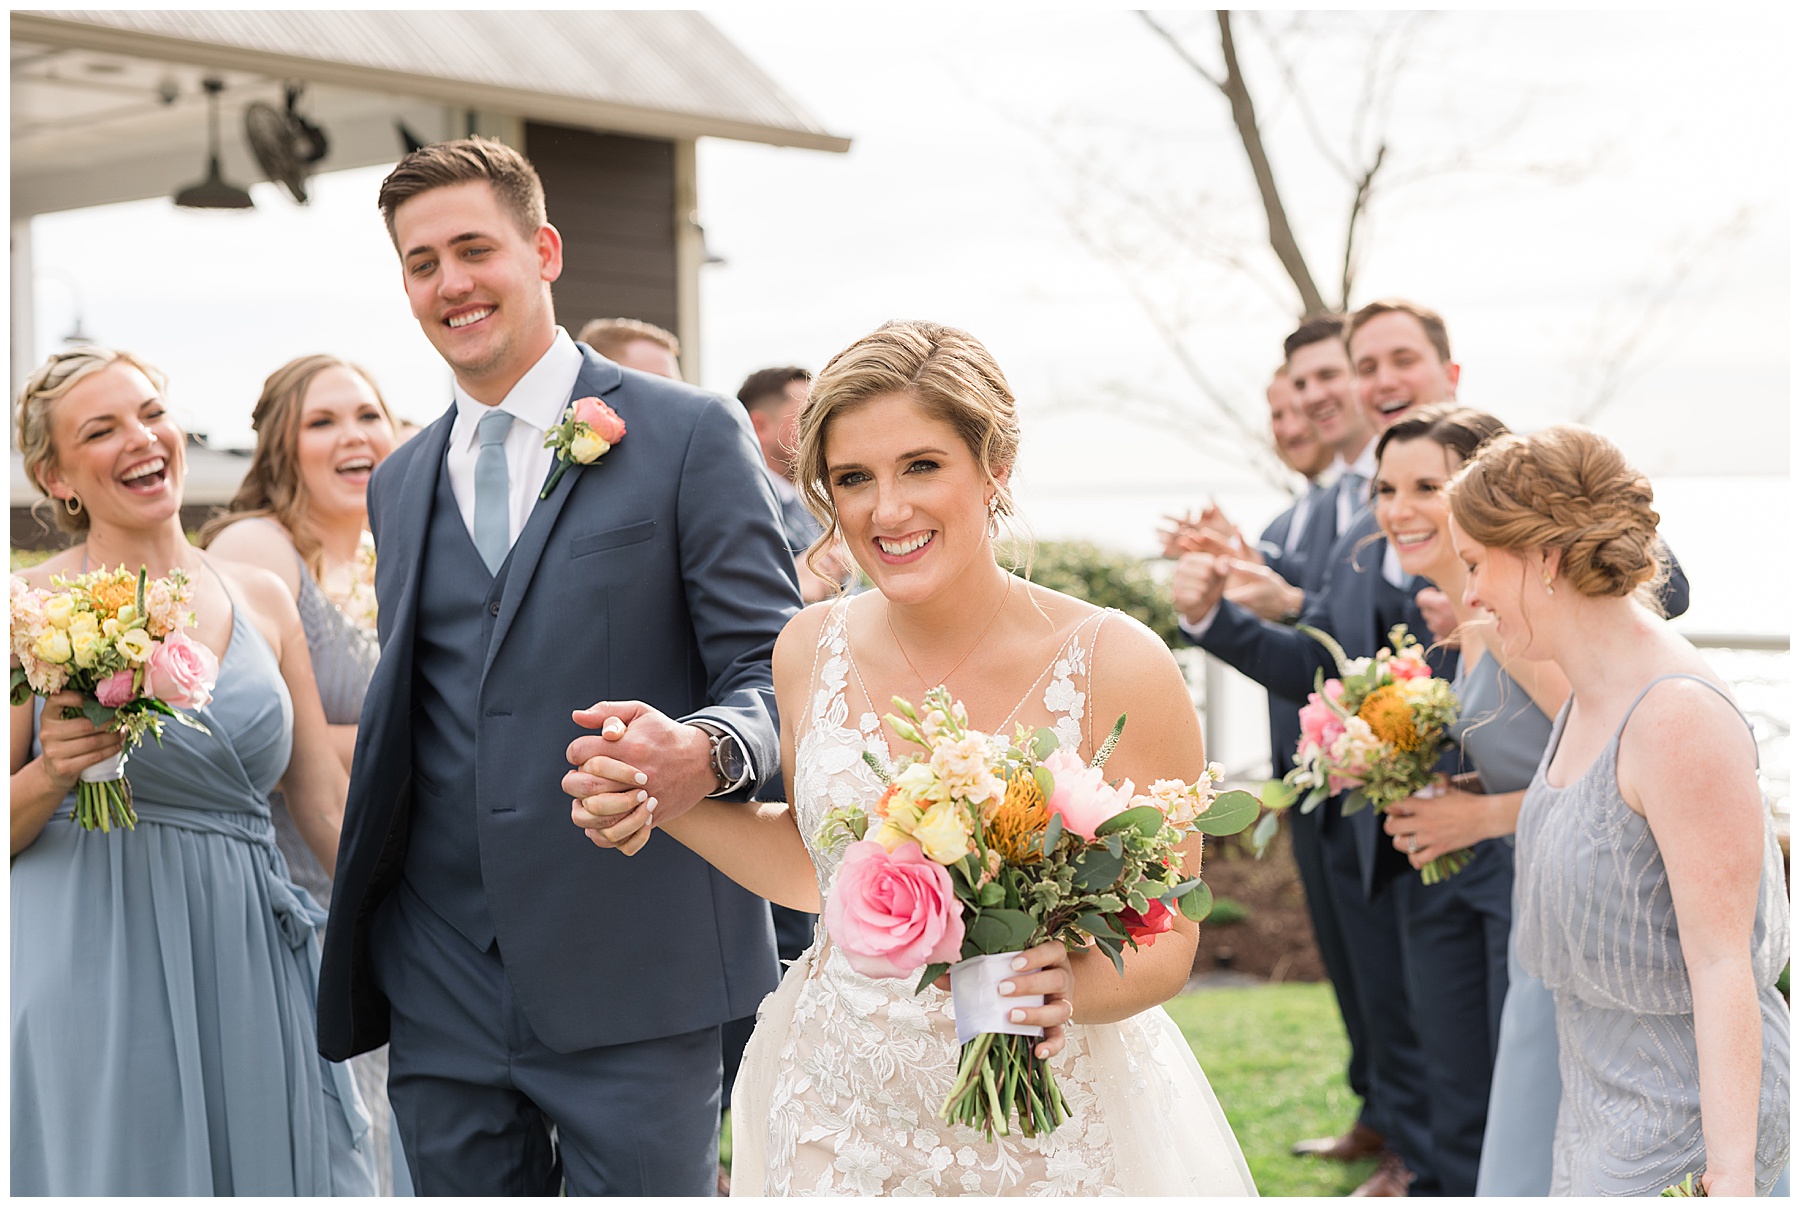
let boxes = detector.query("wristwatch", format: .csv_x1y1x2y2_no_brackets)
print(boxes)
692,720,751,798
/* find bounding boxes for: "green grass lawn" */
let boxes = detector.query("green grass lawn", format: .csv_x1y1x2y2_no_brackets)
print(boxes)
1165,982,1376,1197
723,982,1370,1196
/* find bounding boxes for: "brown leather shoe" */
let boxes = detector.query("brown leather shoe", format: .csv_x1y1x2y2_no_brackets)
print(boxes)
1348,1151,1415,1197
1290,1121,1387,1161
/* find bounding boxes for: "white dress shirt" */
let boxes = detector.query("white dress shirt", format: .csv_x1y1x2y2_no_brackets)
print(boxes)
445,328,584,557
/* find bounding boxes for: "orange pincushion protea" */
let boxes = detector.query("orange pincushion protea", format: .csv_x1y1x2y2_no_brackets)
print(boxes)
1358,684,1422,751
87,572,137,616
987,770,1049,864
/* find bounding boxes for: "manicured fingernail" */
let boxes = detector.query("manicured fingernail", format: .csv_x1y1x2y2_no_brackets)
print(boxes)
646,797,658,812
999,980,1015,995
634,772,648,785
1011,956,1027,971
636,790,648,803
1010,1009,1026,1023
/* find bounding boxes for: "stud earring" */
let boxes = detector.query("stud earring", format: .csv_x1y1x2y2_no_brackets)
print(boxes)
1541,572,1554,596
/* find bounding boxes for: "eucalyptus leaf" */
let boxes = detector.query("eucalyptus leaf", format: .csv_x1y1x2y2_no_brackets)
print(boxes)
1030,728,1059,761
1073,848,1125,892
1261,779,1299,811
1076,911,1124,940
1301,785,1328,814
1103,832,1124,859
1250,808,1280,858
81,698,117,730
1095,805,1162,839
1179,880,1215,922
11,667,30,708
1340,788,1371,816
1192,789,1260,835
966,908,1037,955
1039,811,1064,856
978,880,1005,908
1031,766,1055,803
915,962,951,995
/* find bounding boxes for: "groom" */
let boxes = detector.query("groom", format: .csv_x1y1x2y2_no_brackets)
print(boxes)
318,137,802,1195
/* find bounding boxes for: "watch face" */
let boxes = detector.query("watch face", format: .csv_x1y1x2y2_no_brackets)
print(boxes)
717,736,747,782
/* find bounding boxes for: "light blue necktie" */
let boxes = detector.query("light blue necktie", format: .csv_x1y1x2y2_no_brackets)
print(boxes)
1337,470,1367,537
473,409,514,574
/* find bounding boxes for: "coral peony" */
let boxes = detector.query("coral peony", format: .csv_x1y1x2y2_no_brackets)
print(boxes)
1043,747,1134,841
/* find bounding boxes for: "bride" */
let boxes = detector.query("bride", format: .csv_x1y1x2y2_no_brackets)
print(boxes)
572,321,1256,1196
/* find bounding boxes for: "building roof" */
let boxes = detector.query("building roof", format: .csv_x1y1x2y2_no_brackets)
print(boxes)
13,10,850,153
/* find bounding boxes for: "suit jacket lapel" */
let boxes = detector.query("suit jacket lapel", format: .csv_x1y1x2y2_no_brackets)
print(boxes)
481,349,625,681
377,405,456,670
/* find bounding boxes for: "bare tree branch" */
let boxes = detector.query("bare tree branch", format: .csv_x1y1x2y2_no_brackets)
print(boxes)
1339,143,1386,308
1140,9,1327,315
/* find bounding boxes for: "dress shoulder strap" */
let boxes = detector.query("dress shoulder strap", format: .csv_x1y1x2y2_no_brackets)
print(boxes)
1616,672,1759,768
795,594,856,749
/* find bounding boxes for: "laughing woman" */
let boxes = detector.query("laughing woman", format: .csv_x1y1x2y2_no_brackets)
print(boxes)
200,354,407,1194
10,348,376,1195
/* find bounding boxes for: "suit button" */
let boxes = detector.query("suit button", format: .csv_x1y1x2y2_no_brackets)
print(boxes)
488,602,501,616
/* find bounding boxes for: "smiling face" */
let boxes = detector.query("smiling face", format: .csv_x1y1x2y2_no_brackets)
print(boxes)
1267,372,1329,478
38,363,185,532
294,365,396,526
393,180,563,402
1287,336,1370,457
1374,437,1463,583
1450,515,1553,661
823,391,1000,604
1350,311,1460,430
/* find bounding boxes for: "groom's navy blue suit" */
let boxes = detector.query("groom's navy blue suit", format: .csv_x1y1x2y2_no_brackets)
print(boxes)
318,346,802,1194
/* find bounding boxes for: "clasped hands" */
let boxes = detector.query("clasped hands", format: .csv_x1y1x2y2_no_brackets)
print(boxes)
563,701,713,856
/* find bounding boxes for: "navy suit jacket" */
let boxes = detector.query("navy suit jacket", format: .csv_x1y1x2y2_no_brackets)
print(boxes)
319,346,803,1060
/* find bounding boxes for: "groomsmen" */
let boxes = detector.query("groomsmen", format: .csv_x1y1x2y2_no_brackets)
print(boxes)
1176,312,1430,1196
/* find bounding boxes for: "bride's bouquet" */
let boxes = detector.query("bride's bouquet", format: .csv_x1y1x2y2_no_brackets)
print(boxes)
819,686,1259,1141
10,566,218,832
1257,624,1468,883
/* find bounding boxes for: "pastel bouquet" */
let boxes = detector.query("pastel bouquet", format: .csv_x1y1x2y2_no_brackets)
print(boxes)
1257,624,1467,883
10,566,218,832
819,686,1259,1141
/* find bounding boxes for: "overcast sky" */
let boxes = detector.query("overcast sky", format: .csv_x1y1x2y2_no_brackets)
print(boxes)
27,9,1790,510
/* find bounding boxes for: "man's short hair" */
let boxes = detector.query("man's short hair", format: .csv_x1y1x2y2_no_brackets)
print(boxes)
737,366,812,415
1348,298,1453,364
376,136,546,245
1282,312,1347,361
578,318,680,361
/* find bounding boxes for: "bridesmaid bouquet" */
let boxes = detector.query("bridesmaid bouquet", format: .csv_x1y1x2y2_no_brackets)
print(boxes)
819,686,1258,1141
1258,624,1469,883
10,566,218,832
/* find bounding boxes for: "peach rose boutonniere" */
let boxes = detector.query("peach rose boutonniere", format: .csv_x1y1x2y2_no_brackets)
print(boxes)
541,396,627,498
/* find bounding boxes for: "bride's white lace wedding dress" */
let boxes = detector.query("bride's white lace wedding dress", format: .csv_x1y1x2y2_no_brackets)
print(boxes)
730,598,1257,1196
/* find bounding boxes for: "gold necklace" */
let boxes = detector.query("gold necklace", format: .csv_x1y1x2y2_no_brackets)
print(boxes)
886,575,1012,690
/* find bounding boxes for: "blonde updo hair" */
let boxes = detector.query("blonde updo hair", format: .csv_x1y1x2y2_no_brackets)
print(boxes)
197,354,394,576
795,321,1022,580
15,346,171,536
1449,424,1667,605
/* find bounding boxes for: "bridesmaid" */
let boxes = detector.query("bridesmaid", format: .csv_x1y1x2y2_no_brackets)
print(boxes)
10,347,376,1194
1364,404,1570,1195
200,354,407,1195
1448,425,1788,1196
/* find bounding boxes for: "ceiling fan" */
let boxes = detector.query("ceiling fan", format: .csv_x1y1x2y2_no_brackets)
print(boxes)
245,84,330,205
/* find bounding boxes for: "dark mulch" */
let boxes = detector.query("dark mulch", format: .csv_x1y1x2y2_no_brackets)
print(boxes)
1191,823,1326,984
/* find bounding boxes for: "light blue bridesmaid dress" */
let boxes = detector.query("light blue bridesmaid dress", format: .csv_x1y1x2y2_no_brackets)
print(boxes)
11,567,376,1195
1447,652,1561,1197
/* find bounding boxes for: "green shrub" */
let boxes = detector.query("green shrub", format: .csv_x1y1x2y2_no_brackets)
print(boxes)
1007,539,1180,648
1208,897,1251,925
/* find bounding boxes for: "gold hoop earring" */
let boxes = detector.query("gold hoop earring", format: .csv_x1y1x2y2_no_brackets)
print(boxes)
63,494,82,517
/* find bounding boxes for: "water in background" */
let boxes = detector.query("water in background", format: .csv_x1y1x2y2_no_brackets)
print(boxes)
1016,474,1790,814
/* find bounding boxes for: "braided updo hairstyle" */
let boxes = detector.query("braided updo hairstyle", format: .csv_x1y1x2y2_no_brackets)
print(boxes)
1449,424,1668,606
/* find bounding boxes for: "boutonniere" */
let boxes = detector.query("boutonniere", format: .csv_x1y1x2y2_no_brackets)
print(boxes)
541,396,627,498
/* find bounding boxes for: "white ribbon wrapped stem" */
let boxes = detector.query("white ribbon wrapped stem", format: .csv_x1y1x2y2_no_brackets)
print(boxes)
949,951,1045,1046
78,750,127,784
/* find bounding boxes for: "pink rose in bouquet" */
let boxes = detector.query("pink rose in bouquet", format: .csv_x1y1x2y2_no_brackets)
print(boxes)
1042,747,1134,841
824,840,966,980
145,630,218,710
94,667,137,709
571,396,627,445
1297,680,1347,752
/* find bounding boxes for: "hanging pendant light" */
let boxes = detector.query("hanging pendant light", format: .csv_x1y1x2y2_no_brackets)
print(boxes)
174,78,255,210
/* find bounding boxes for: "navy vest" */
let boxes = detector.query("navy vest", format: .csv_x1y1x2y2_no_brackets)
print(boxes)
402,452,512,949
